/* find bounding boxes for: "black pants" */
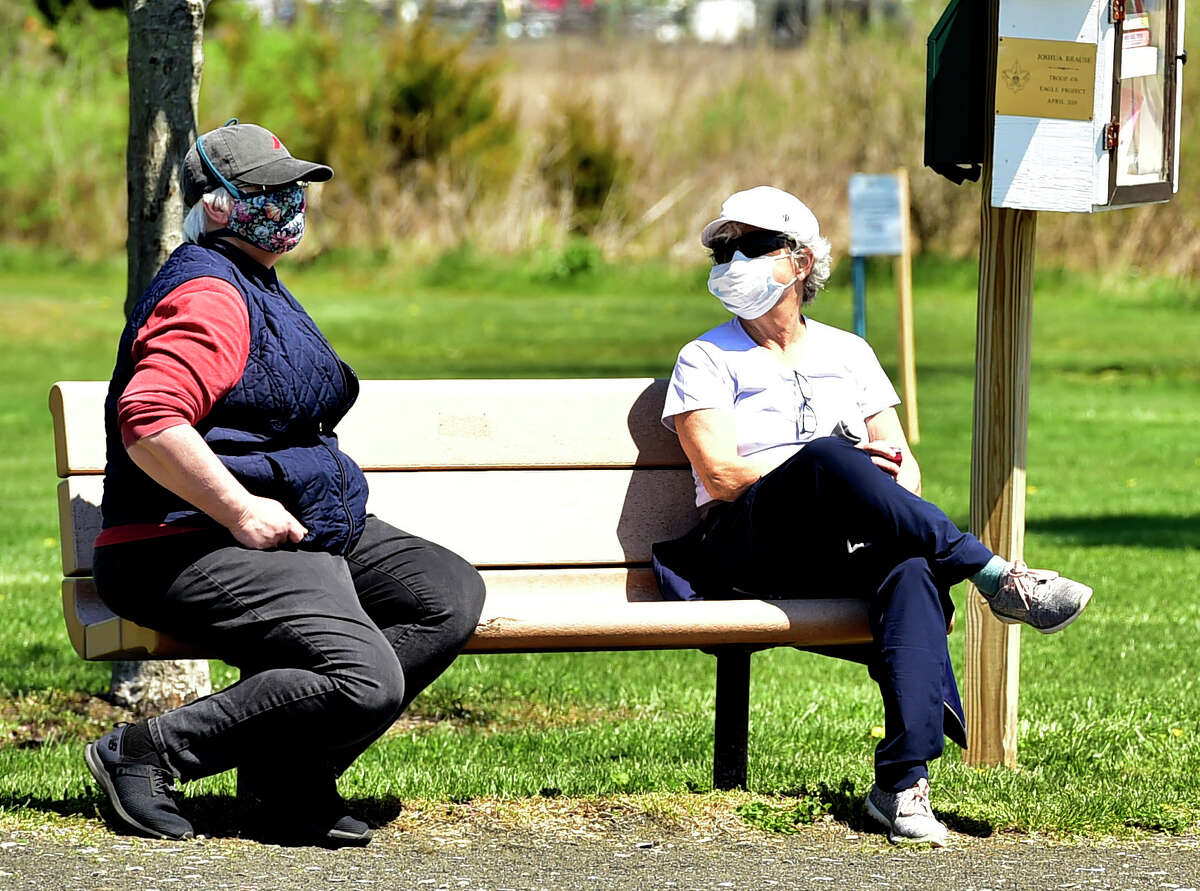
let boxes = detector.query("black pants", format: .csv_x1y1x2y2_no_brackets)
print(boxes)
694,437,994,792
93,516,486,783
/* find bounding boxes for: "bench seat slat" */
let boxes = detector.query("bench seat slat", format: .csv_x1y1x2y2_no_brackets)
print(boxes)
469,600,872,651
62,576,872,661
59,469,700,575
50,379,687,476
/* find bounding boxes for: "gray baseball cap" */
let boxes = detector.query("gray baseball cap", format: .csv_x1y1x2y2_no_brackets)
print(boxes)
182,119,333,206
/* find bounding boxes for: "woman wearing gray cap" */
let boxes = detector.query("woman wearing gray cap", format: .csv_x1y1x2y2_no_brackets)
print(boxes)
657,186,1093,847
83,120,485,846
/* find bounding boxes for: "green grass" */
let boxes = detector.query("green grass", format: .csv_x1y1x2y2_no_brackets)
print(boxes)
1,245,1199,839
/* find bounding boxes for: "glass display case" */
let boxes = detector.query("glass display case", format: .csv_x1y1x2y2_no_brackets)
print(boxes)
986,0,1186,212
1108,0,1181,204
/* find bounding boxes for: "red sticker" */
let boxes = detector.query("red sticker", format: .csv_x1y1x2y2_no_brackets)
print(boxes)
1123,28,1151,49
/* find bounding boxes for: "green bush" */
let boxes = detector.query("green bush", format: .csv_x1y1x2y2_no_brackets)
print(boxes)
535,238,601,282
209,3,519,188
201,2,518,246
205,4,387,197
377,14,517,186
540,98,632,235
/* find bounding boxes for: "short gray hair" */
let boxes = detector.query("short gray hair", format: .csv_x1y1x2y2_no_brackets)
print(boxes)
793,233,832,305
182,187,234,244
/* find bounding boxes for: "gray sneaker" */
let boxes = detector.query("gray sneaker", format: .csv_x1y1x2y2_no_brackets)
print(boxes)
987,561,1093,634
864,778,947,847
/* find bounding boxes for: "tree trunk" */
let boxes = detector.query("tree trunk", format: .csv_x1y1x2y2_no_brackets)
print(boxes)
110,659,213,716
114,0,212,714
125,0,207,312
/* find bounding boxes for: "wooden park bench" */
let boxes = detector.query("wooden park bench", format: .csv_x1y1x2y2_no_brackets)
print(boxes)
50,378,870,789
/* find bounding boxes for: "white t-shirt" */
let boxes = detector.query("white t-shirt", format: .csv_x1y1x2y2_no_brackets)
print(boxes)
662,317,900,506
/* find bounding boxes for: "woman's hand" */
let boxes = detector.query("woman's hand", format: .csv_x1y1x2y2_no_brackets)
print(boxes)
864,408,921,495
128,425,309,550
860,439,904,481
229,495,308,550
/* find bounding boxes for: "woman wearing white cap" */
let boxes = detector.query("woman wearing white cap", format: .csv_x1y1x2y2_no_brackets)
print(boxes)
658,186,1093,846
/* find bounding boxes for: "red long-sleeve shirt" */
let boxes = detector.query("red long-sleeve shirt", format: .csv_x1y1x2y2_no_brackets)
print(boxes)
95,276,250,548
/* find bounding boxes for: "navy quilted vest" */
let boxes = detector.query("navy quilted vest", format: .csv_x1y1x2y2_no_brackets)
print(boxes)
100,238,369,555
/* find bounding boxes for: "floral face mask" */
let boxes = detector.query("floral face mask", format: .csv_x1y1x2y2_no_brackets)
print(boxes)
225,184,307,254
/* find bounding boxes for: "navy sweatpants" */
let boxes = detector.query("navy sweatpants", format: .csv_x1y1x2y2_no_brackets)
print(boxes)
692,437,993,792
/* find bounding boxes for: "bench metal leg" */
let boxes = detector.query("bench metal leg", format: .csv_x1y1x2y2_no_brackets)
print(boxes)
713,647,752,790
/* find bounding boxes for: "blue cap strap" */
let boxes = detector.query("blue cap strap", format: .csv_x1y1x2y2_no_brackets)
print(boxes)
196,120,244,199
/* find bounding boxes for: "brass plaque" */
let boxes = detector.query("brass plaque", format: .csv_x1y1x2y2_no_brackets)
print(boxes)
995,37,1096,121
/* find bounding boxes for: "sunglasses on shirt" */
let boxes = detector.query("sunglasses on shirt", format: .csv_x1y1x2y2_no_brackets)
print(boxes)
709,231,795,265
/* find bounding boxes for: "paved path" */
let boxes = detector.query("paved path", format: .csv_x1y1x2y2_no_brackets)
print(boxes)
1,825,1198,890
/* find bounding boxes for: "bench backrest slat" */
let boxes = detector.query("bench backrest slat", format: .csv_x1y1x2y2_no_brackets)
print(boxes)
59,467,698,575
50,379,687,476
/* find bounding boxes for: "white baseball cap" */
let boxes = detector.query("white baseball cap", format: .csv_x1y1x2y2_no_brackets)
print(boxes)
700,186,820,247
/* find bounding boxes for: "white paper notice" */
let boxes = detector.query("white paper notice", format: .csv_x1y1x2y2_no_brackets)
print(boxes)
849,174,903,257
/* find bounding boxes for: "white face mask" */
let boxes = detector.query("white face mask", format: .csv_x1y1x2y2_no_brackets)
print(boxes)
707,251,797,320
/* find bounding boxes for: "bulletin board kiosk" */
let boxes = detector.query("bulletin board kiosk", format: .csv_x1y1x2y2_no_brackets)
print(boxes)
927,0,1186,211
993,0,1185,211
924,0,1185,769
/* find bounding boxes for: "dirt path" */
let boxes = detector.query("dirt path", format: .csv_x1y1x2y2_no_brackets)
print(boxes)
2,823,1197,891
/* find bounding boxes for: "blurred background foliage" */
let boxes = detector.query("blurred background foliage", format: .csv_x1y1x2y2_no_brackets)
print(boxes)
2,0,1197,272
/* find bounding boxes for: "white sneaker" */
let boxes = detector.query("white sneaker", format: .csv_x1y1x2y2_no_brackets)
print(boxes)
864,777,948,847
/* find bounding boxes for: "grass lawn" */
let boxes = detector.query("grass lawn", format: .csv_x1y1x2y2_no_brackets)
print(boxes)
0,244,1198,839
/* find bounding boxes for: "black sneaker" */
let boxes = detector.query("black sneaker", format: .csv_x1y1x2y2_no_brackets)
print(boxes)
240,768,372,847
304,811,374,847
84,725,194,840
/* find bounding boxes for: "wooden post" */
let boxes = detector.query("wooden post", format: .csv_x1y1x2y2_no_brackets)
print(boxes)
894,167,919,444
964,0,1033,769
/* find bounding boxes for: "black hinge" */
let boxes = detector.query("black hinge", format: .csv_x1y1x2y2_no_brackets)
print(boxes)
1111,0,1126,22
1104,117,1120,151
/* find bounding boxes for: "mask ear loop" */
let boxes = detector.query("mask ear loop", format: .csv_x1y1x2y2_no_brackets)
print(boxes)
783,238,814,305
195,120,246,244
783,237,811,277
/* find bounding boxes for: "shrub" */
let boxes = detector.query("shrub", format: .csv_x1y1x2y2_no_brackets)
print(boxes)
540,98,632,235
533,237,601,282
202,3,518,248
376,14,517,186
